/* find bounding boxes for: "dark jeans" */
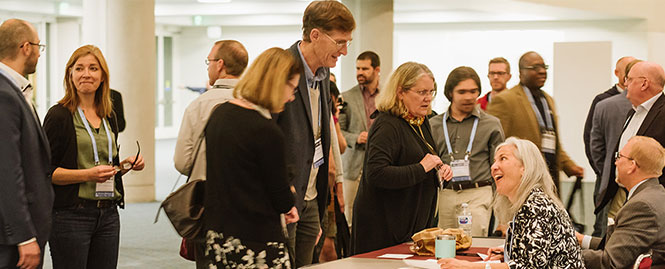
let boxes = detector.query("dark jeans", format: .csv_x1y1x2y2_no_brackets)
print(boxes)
49,205,120,269
287,200,320,268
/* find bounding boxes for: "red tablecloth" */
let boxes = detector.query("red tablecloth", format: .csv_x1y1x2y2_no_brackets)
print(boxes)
352,243,486,261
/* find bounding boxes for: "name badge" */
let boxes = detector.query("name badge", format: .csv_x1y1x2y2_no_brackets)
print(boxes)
95,175,115,198
313,138,324,168
541,131,556,154
451,159,471,182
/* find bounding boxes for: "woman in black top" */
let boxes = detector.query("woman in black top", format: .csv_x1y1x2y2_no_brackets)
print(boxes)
43,45,144,269
204,47,301,268
351,62,453,255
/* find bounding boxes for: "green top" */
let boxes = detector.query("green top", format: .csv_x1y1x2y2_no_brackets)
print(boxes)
73,112,121,200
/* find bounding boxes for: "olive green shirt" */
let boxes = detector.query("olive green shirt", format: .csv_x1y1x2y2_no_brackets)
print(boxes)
73,113,120,200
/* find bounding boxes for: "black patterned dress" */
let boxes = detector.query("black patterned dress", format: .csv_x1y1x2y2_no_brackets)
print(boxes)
504,188,585,268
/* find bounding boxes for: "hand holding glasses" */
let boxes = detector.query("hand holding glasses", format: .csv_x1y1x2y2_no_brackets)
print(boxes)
115,141,143,172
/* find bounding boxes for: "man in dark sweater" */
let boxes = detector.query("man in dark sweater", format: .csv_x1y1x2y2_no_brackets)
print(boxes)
278,1,355,267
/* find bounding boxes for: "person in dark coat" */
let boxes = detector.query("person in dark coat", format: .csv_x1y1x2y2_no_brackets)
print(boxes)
351,62,453,254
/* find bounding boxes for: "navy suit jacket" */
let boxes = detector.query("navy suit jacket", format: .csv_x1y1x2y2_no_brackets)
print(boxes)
275,41,331,220
597,93,665,213
0,72,53,249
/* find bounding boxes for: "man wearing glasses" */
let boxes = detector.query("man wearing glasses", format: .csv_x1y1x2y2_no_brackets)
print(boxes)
279,0,355,266
0,19,53,269
487,51,584,191
596,61,665,228
477,57,512,110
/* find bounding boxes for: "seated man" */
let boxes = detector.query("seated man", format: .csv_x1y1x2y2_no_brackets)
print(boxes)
578,136,665,268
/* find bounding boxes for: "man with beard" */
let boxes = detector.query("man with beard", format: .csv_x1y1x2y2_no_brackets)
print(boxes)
429,66,504,236
339,51,380,227
477,57,512,110
487,51,584,191
0,18,54,269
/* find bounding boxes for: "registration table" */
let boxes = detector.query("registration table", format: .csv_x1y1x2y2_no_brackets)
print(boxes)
305,237,505,269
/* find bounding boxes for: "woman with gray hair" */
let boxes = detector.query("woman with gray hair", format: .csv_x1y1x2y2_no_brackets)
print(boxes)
439,137,584,268
351,62,453,255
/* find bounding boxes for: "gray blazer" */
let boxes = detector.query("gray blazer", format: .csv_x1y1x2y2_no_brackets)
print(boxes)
0,73,53,251
583,178,665,268
339,85,369,181
589,91,632,207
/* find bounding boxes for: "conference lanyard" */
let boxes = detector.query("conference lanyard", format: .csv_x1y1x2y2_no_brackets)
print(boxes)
77,107,113,165
442,112,479,160
306,81,322,130
522,86,554,131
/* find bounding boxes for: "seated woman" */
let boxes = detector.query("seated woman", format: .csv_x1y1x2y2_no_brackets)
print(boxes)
204,47,301,268
439,137,584,268
351,62,453,255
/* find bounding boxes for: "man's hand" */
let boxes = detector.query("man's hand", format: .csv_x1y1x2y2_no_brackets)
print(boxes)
356,131,368,144
284,206,299,224
335,182,345,213
570,165,584,178
17,241,40,269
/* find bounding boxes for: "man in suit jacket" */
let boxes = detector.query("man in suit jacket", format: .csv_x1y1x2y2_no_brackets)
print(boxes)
278,1,355,266
597,61,665,223
0,19,54,269
487,51,584,189
339,51,380,226
580,136,665,268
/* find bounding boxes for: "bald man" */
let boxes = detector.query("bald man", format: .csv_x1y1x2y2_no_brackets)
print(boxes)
0,19,53,269
596,61,665,224
579,136,665,268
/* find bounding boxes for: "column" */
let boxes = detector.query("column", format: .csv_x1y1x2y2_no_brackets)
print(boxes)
82,0,156,202
341,0,393,92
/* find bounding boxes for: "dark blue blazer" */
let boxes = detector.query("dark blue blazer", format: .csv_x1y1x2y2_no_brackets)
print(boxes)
0,72,53,249
275,41,332,221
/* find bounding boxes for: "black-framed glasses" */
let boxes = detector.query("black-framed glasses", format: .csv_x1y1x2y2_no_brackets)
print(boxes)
321,31,351,49
521,64,549,71
488,71,508,76
410,89,437,97
120,141,141,170
205,58,220,66
614,151,639,167
21,42,46,52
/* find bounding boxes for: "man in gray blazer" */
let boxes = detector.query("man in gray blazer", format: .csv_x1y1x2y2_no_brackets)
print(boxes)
0,19,54,269
339,51,380,226
580,136,665,268
279,1,355,266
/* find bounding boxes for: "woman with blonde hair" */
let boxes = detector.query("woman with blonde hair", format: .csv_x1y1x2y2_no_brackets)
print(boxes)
351,62,453,255
204,47,302,268
43,45,144,269
438,137,584,268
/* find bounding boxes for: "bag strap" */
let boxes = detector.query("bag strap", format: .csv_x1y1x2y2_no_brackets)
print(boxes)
154,132,206,224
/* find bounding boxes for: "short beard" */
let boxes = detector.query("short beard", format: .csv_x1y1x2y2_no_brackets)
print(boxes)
23,52,38,76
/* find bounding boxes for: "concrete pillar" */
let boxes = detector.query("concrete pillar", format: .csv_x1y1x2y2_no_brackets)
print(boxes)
341,0,393,92
82,0,156,202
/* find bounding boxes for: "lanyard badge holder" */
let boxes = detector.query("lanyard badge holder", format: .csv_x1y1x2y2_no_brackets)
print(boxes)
78,107,115,198
523,87,556,155
308,82,325,169
442,113,478,183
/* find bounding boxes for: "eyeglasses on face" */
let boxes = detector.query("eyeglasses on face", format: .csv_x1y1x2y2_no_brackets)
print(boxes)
521,64,549,71
625,76,647,85
205,58,220,66
21,42,46,52
409,89,437,97
614,151,639,167
321,31,351,49
488,71,508,76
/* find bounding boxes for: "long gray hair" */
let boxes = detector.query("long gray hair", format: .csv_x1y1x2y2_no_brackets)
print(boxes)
493,137,564,223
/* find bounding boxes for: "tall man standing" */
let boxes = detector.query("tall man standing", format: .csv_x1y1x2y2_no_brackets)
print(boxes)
477,57,511,110
339,51,380,226
430,66,504,236
173,40,248,268
597,61,665,223
0,19,54,269
280,1,355,266
487,51,584,190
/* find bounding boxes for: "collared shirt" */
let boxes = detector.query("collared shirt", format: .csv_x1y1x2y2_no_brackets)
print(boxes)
360,85,379,128
619,91,663,151
616,83,624,93
0,61,33,105
429,106,505,184
627,178,651,201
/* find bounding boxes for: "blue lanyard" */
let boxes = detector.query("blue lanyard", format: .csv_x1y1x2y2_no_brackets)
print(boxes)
442,112,479,159
77,107,113,165
306,82,322,129
522,86,554,130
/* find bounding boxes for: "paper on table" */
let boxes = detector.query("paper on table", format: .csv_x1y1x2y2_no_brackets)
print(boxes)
473,260,500,264
403,259,439,269
477,253,488,260
378,254,414,259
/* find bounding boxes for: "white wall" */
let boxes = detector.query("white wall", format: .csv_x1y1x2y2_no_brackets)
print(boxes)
394,19,648,114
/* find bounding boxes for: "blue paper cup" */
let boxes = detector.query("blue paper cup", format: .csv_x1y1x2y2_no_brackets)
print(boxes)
435,234,456,259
